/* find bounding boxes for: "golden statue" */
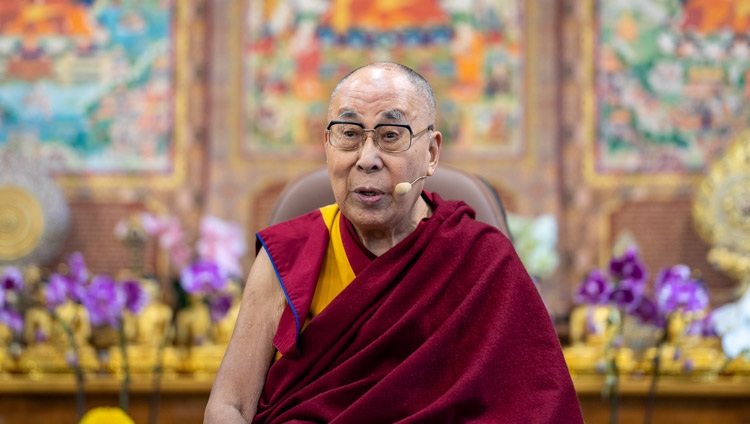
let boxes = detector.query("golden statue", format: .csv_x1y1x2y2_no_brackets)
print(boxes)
174,294,213,373
20,301,98,374
135,279,174,347
693,130,750,298
692,130,750,374
175,284,242,374
564,305,637,374
641,312,725,376
211,283,242,346
0,322,12,372
111,278,178,375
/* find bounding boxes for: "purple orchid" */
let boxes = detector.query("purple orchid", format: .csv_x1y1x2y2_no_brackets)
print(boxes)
629,296,664,327
180,260,227,295
67,252,89,286
35,327,48,342
608,276,648,310
0,308,23,332
121,279,149,314
686,311,718,337
81,275,126,327
608,287,638,310
44,273,72,309
575,269,614,305
655,265,709,314
576,247,711,333
45,252,151,329
608,247,648,286
1,267,23,291
0,267,25,333
45,252,89,305
576,248,650,310
654,265,690,293
208,295,233,322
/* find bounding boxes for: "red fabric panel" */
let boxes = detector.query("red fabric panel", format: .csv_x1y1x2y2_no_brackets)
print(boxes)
257,210,329,357
255,193,583,423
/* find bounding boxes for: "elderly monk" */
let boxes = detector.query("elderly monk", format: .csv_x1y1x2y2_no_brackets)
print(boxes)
204,62,583,423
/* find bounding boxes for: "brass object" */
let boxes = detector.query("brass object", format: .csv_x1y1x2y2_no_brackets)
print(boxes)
641,314,725,376
0,186,44,260
0,148,70,265
693,131,750,283
564,305,638,374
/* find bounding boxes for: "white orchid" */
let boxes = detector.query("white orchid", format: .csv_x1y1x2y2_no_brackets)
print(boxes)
711,287,750,359
507,214,559,279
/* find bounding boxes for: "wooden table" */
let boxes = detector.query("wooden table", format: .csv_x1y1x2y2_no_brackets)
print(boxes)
574,374,750,424
1,373,749,423
0,373,213,424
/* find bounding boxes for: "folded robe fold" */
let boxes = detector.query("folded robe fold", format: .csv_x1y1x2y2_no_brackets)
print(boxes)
254,193,583,423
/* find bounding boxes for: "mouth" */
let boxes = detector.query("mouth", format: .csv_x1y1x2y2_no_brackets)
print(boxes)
353,187,385,202
357,189,382,197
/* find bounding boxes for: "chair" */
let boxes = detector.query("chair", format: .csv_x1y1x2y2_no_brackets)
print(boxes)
267,165,512,239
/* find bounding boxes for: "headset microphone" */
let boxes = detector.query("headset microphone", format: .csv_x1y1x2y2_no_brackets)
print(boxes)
394,176,428,196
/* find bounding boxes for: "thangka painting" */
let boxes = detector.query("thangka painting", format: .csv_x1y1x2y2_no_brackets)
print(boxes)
244,0,523,157
596,0,750,175
0,0,173,174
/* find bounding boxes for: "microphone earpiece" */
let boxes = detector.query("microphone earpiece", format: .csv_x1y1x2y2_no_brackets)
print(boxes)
394,182,413,196
394,176,428,196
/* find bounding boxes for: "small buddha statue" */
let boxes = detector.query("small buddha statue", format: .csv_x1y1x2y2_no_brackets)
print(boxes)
175,294,211,347
114,278,178,375
642,312,725,376
135,279,174,347
52,300,98,372
211,282,242,346
0,322,12,372
175,294,212,373
23,305,53,346
21,288,67,373
194,283,243,374
564,304,637,374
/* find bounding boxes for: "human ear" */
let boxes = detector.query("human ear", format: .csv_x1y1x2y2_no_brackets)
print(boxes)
426,131,441,176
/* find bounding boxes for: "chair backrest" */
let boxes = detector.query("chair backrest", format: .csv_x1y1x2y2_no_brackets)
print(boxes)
267,165,512,239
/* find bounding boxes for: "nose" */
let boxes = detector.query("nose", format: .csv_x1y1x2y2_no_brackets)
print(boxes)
356,131,383,173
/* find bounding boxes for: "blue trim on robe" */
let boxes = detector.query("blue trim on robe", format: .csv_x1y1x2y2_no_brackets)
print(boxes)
256,233,302,355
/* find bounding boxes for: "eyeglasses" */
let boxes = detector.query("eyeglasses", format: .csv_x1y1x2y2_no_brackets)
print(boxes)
325,120,433,153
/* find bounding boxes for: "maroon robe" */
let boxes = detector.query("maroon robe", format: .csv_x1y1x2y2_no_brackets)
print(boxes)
254,193,583,423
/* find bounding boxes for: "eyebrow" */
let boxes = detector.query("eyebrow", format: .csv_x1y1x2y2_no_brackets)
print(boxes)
336,109,360,120
380,109,405,121
336,109,406,122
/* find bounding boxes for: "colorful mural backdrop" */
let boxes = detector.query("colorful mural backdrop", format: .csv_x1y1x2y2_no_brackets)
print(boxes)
597,0,750,175
244,0,523,157
0,0,173,174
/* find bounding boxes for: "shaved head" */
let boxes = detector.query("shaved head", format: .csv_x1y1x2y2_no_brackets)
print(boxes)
330,62,437,119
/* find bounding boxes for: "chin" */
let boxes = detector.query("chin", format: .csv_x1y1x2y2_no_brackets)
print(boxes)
343,206,391,229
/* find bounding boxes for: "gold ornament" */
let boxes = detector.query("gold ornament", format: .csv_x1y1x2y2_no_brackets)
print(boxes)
0,146,70,266
692,131,750,282
0,185,44,260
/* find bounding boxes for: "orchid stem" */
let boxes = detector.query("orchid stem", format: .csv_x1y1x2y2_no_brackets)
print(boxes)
150,320,175,424
118,320,131,414
717,356,733,375
604,307,622,424
52,311,86,420
645,322,669,424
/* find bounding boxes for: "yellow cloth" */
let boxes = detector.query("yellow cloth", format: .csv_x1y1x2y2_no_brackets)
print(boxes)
276,204,355,360
308,204,356,318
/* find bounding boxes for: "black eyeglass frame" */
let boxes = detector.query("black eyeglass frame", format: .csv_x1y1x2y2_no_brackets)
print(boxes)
325,120,433,153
